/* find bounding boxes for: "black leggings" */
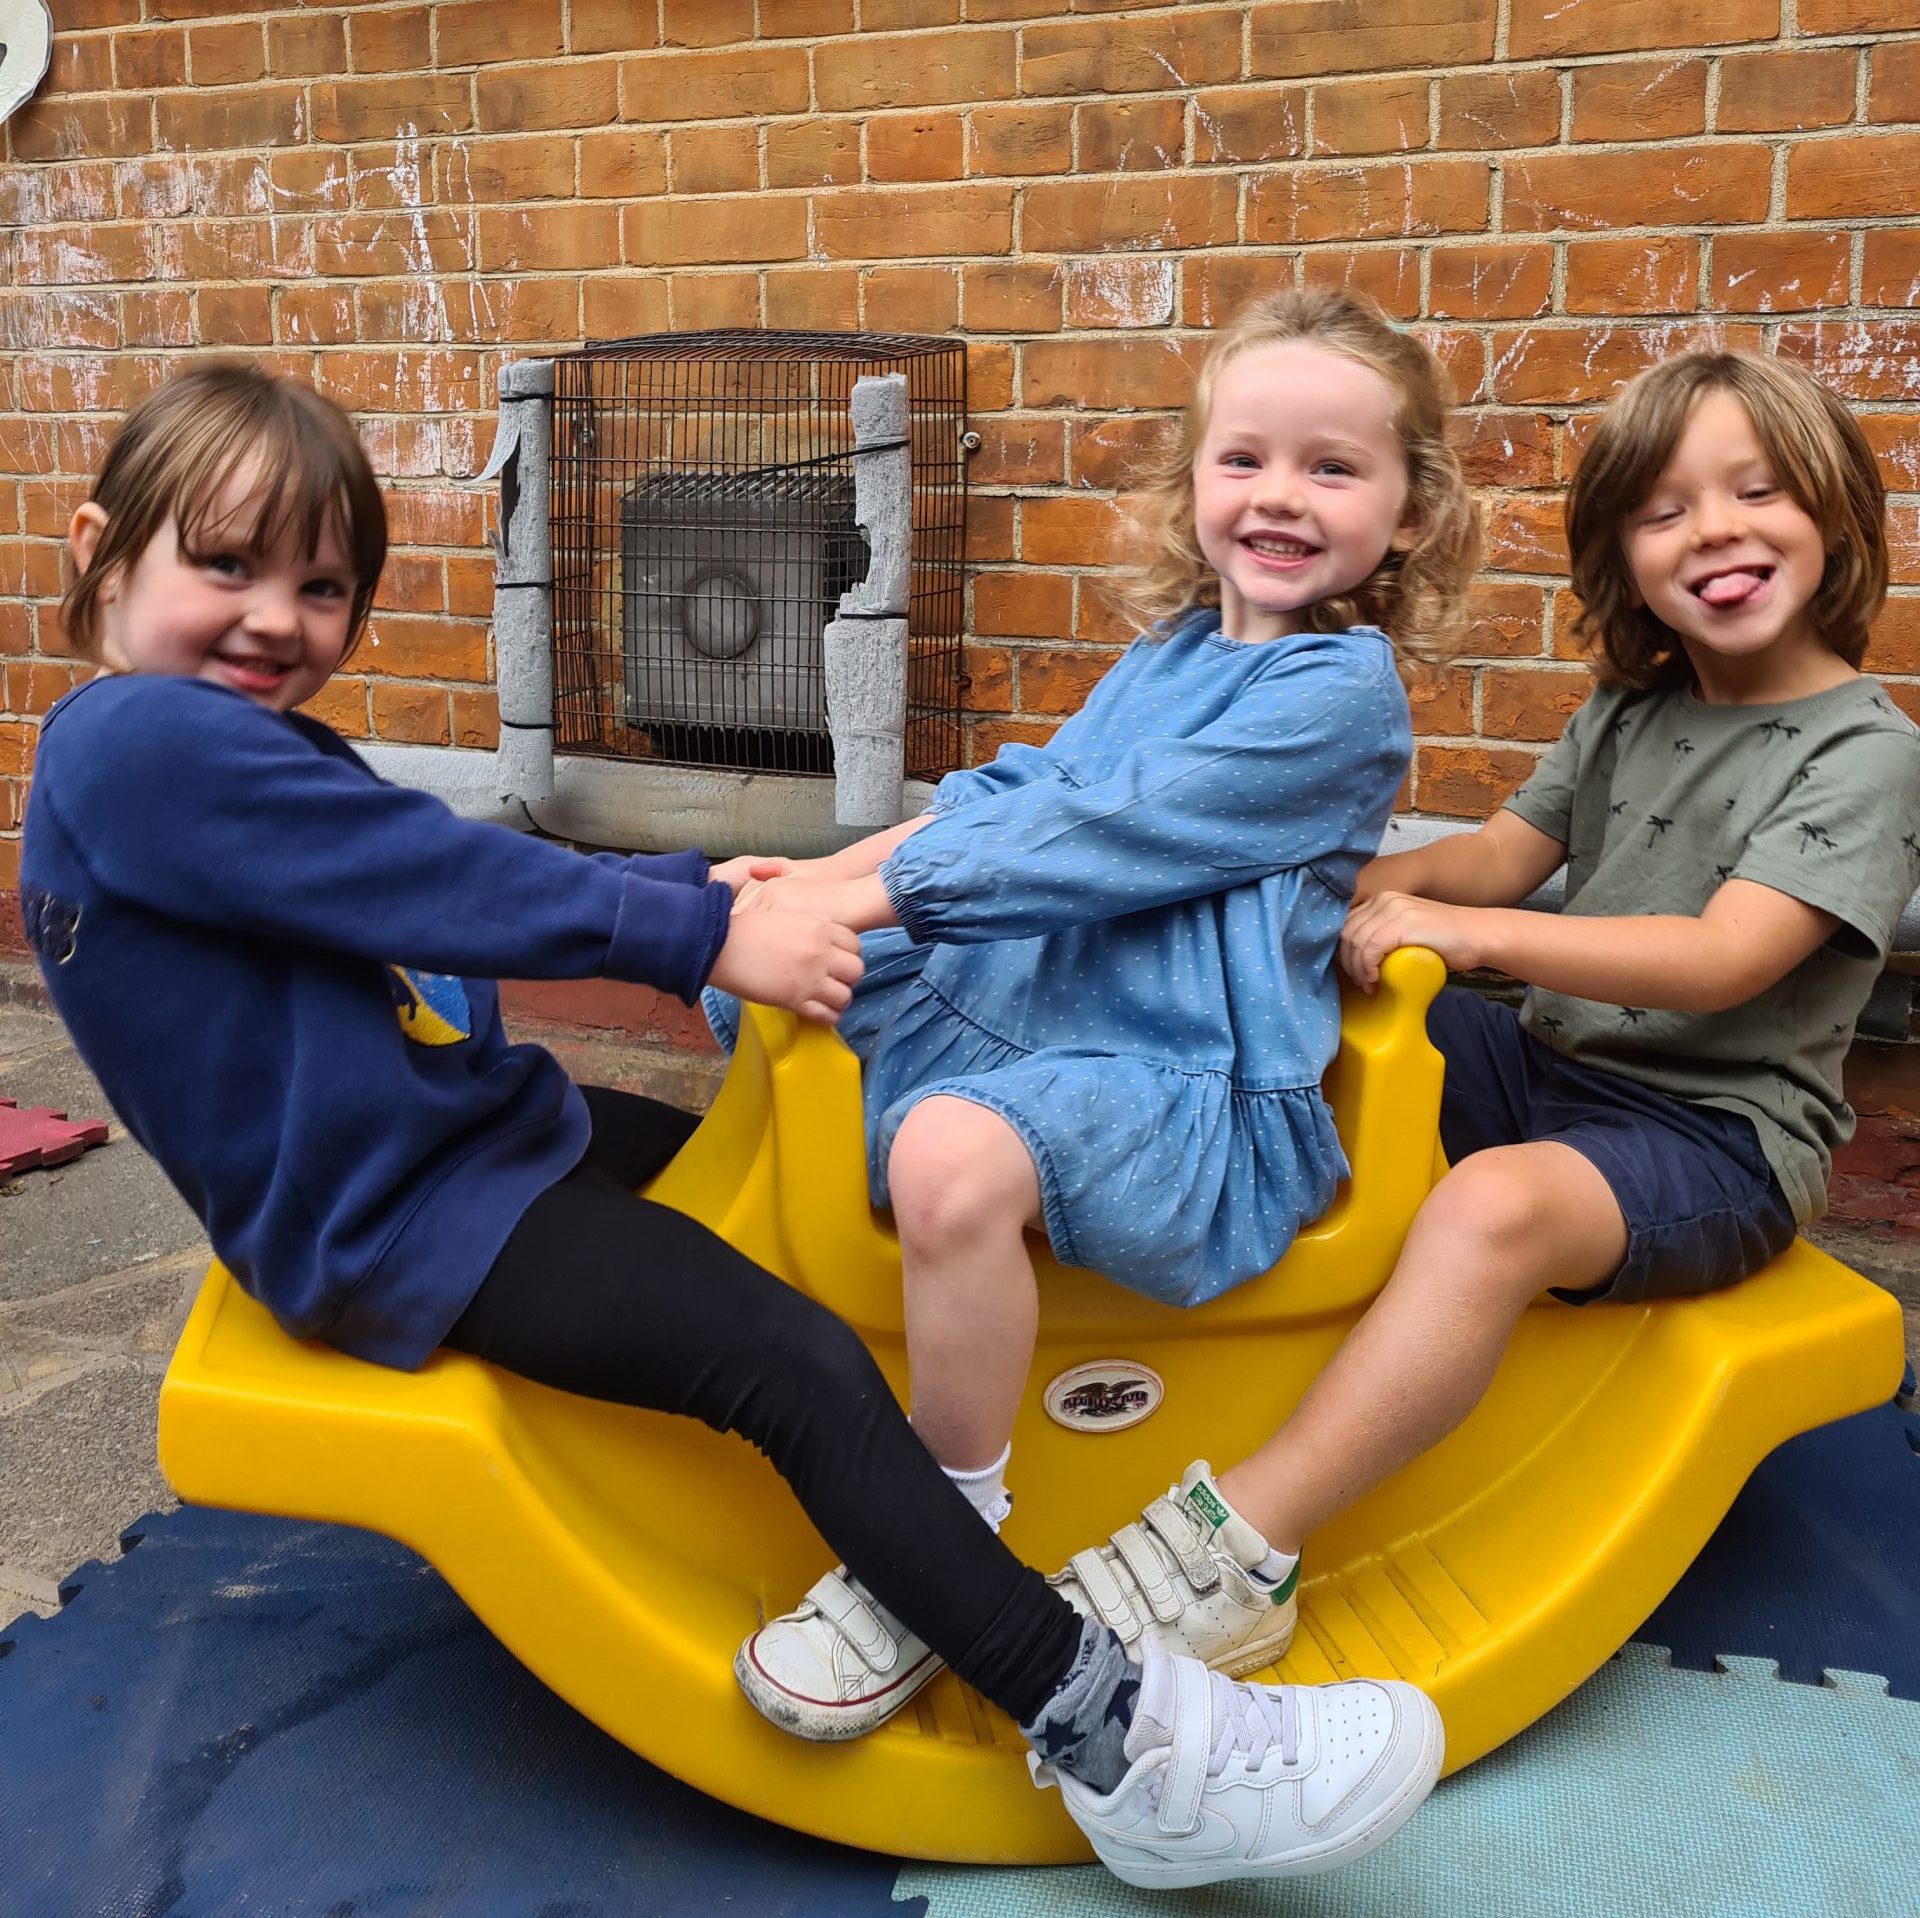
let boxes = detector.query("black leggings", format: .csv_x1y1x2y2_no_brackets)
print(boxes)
444,1085,1083,1726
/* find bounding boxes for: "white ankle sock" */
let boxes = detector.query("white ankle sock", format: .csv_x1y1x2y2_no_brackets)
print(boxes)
1252,1546,1299,1586
943,1444,1012,1532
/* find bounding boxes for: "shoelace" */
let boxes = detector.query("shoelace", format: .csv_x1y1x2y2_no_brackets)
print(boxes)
1139,1668,1302,1816
1206,1668,1300,1773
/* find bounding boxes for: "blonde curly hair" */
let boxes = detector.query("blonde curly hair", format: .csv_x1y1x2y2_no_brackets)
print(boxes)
1118,288,1478,659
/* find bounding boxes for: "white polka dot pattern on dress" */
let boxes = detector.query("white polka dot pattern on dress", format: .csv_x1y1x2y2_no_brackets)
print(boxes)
711,609,1413,1307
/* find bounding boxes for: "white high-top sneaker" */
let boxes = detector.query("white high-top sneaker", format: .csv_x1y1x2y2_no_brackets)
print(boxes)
1053,1461,1297,1678
1033,1645,1444,1890
734,1566,942,1740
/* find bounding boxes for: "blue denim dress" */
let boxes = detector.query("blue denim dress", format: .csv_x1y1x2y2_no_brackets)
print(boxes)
708,609,1410,1306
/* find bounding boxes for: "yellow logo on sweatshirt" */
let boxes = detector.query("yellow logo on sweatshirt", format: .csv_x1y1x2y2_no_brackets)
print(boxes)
387,967,473,1047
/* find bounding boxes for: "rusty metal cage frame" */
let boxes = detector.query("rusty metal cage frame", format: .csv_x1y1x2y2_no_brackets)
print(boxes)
550,330,967,781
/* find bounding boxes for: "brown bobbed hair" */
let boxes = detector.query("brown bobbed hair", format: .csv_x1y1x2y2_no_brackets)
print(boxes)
1118,287,1480,659
1566,352,1888,691
62,362,388,663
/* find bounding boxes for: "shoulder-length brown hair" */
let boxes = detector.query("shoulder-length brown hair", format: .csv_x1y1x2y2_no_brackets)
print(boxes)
1566,352,1888,691
63,362,387,663
1118,287,1480,659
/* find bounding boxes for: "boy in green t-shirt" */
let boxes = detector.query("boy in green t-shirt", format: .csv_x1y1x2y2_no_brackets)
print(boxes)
1045,351,1920,1673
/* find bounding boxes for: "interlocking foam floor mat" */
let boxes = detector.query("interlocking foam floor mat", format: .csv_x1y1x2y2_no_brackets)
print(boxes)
1639,1384,1920,1699
0,1514,907,1918
898,1649,1920,1918
2,1401,1914,1918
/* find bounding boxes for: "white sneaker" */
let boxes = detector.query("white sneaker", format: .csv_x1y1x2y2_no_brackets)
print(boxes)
1053,1461,1297,1677
733,1566,943,1740
1033,1645,1443,1889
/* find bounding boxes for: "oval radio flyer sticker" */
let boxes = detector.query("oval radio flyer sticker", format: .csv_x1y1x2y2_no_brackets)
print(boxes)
1042,1359,1165,1434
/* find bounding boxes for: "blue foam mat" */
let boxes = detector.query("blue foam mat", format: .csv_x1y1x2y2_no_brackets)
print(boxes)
0,1515,912,1918
899,1649,1920,1918
1640,1394,1920,1697
1,1399,1914,1918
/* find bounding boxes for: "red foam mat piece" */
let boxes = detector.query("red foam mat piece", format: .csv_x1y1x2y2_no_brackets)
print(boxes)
0,1099,110,1177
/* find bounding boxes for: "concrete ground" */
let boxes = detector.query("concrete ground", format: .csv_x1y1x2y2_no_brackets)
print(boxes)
1,960,1916,1629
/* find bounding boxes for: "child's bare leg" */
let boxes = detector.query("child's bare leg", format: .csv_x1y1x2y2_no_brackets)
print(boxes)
888,1095,1044,1471
1218,1142,1628,1553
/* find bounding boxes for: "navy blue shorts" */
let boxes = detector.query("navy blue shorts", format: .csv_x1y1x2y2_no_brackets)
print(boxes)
1428,988,1796,1305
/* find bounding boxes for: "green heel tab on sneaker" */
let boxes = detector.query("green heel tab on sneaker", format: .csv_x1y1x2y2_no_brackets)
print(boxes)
1183,1480,1232,1536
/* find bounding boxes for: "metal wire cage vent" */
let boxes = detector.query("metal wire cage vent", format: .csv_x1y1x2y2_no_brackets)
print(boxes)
550,331,968,780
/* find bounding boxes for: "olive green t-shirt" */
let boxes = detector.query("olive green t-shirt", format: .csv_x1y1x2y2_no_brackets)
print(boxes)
1503,675,1920,1222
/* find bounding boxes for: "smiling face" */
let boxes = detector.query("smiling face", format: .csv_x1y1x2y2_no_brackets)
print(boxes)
1622,388,1834,694
1191,339,1413,645
70,466,359,714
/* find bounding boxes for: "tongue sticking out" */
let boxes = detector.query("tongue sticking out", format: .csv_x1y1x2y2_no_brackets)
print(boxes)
1697,570,1767,608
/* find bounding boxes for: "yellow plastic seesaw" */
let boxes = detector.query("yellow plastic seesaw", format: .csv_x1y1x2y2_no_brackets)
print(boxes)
158,946,1904,1865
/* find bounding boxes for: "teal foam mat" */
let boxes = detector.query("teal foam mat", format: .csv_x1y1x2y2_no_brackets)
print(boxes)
895,1644,1920,1918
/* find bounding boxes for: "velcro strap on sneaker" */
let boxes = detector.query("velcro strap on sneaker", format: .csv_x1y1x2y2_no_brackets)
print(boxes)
1142,1495,1222,1592
1067,1546,1142,1641
808,1570,899,1673
1156,1656,1213,1838
1112,1521,1184,1623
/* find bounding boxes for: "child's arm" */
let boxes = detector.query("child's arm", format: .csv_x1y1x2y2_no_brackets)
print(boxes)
708,854,793,895
1353,810,1567,910
583,846,713,886
767,660,1151,897
706,910,863,1024
736,868,897,932
580,848,792,897
797,815,932,884
765,634,1408,945
725,818,931,923
42,680,842,1007
744,643,1161,915
1341,877,1840,1012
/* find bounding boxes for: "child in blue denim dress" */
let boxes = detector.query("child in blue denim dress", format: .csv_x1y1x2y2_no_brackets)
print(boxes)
709,289,1482,1743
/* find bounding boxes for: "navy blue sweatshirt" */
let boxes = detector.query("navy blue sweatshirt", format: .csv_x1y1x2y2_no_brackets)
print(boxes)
19,676,732,1367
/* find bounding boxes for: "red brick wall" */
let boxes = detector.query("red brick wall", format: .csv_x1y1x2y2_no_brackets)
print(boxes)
5,0,1920,905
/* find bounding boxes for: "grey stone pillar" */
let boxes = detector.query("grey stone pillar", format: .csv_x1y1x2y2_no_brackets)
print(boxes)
476,358,555,807
824,374,912,829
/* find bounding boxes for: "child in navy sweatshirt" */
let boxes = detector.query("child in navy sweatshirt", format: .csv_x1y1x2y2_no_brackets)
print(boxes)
19,364,1441,1891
